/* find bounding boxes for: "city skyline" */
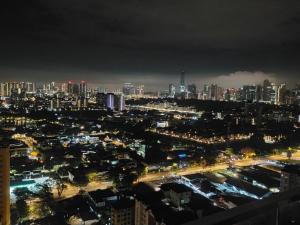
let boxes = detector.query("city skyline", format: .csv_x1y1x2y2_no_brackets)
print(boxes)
0,71,292,91
1,1,300,88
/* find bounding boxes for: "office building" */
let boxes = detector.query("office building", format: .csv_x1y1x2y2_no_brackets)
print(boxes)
136,85,144,96
262,79,272,102
106,93,115,110
242,85,257,102
208,84,223,101
115,94,126,111
168,84,176,98
187,84,197,99
67,81,74,95
179,71,186,93
79,81,87,97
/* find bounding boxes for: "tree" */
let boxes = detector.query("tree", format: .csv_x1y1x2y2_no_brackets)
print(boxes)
13,187,33,200
16,199,28,221
35,181,54,210
225,147,234,156
13,187,32,222
56,180,67,198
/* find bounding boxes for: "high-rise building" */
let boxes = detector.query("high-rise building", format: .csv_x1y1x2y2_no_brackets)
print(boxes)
208,84,222,100
278,83,287,105
106,93,115,110
96,93,106,108
168,84,176,98
242,85,257,102
262,79,272,102
136,85,144,96
0,146,10,225
61,83,68,93
72,83,79,96
79,81,87,97
26,82,36,93
114,94,125,111
187,84,197,99
0,83,5,97
255,85,262,102
179,71,185,93
67,81,74,95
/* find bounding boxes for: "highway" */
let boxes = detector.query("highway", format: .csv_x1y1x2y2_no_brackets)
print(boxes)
52,151,300,200
138,151,300,183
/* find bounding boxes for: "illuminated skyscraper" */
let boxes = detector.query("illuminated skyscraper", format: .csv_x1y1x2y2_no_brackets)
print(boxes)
262,79,272,102
208,84,219,100
0,146,10,225
106,93,115,110
242,85,257,102
67,81,74,95
136,85,144,96
179,71,185,93
115,94,125,111
168,84,176,98
187,84,197,99
79,81,87,97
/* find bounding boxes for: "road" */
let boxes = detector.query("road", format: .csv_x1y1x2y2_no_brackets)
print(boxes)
52,180,113,200
138,151,300,183
52,151,300,199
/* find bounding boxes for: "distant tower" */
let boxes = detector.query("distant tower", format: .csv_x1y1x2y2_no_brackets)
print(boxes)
168,84,176,98
179,71,185,93
79,81,87,97
106,93,115,110
114,94,125,111
0,146,10,225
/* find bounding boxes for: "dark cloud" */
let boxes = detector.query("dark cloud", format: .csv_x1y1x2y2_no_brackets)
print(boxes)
1,0,300,88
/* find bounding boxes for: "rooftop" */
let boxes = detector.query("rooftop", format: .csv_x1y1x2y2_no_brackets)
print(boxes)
111,198,134,210
161,182,192,193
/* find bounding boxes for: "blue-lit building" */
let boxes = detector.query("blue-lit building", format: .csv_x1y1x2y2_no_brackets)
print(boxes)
106,93,115,110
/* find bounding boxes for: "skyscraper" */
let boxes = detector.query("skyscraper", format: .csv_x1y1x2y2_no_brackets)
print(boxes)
242,85,257,102
136,85,144,96
79,81,87,97
262,79,272,102
67,81,74,95
179,71,185,93
96,93,106,108
0,146,10,225
187,84,197,99
208,84,221,100
168,84,176,98
115,94,126,111
106,93,115,110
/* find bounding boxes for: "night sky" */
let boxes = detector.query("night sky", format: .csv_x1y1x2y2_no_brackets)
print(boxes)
1,0,300,89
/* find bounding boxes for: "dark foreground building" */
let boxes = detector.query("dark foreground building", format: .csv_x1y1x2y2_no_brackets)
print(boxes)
183,187,300,225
